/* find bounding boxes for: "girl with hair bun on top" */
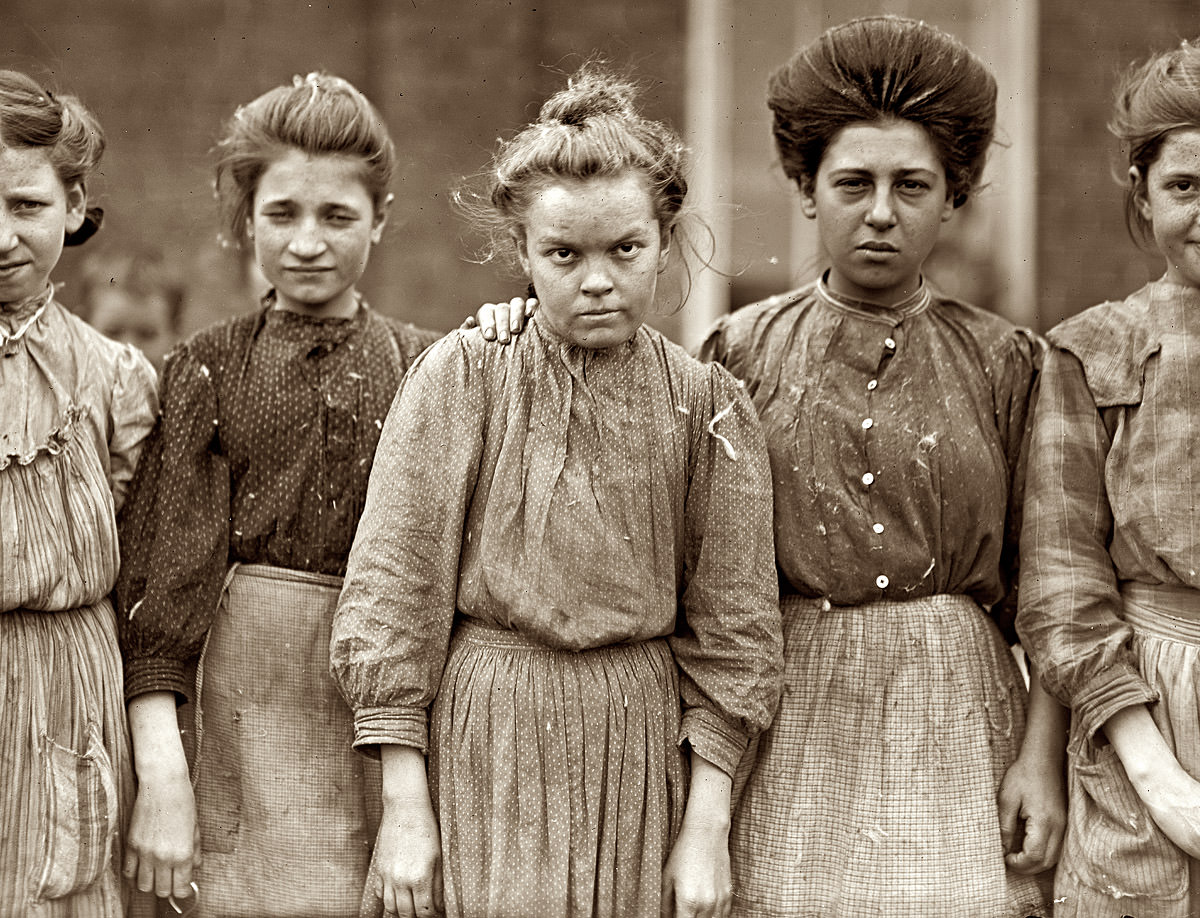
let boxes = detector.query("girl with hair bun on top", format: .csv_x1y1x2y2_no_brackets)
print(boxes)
1018,38,1200,917
0,71,158,915
331,65,784,918
115,73,443,917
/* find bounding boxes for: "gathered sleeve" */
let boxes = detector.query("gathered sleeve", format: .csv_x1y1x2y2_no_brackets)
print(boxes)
672,363,783,776
116,346,232,702
331,332,486,755
1016,347,1158,741
106,344,159,513
990,328,1043,639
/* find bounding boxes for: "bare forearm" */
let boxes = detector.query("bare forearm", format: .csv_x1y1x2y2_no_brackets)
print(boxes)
127,691,189,782
1021,662,1068,766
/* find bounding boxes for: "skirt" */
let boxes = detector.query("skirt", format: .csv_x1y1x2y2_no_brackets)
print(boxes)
0,601,130,917
1054,582,1200,918
729,593,1050,918
192,564,380,918
417,620,687,918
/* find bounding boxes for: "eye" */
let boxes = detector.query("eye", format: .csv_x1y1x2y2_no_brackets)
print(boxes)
1168,179,1195,194
546,248,576,264
615,242,643,256
897,179,930,193
12,199,48,213
261,208,292,221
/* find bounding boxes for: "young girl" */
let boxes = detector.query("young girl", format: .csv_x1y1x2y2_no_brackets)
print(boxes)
0,71,158,915
695,18,1068,917
330,67,784,918
115,73,441,917
1018,38,1200,917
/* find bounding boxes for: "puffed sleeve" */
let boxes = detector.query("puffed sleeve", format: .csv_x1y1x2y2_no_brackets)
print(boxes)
671,362,783,776
1016,347,1158,741
331,332,486,755
116,345,231,702
989,328,1043,639
107,343,159,513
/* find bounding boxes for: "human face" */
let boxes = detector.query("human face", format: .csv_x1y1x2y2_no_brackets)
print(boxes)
1135,128,1200,290
516,171,668,349
0,145,85,305
250,149,388,318
801,119,954,306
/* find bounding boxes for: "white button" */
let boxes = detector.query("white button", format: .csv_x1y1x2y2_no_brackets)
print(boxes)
821,598,832,612
867,379,878,391
873,522,885,534
876,574,890,589
862,418,873,430
862,472,875,486
885,337,896,350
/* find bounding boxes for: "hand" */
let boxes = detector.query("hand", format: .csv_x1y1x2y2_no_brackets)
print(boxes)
997,748,1066,874
462,296,537,343
123,771,199,901
661,815,732,918
373,798,444,917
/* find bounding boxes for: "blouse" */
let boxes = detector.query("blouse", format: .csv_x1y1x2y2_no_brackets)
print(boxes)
699,277,1040,634
1,285,157,613
331,318,784,777
116,298,439,701
1017,279,1200,742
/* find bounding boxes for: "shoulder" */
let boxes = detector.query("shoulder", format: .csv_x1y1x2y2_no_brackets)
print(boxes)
640,325,752,408
159,312,262,395
698,283,818,377
365,309,444,363
49,300,157,387
927,291,1045,379
1045,285,1158,406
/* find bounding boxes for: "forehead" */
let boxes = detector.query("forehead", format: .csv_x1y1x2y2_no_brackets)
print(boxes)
820,119,944,174
0,144,65,193
255,148,373,204
523,172,659,240
1151,128,1200,174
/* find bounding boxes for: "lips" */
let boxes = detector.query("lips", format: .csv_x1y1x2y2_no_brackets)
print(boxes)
857,241,899,253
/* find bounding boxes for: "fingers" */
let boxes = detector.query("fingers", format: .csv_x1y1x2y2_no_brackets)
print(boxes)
508,297,526,336
474,304,498,341
523,296,539,318
1005,811,1061,875
996,787,1020,855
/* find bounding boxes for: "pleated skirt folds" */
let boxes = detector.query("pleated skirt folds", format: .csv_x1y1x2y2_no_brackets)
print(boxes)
729,593,1050,918
427,620,687,918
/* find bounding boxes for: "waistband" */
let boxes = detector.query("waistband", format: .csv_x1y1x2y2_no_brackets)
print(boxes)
1121,581,1200,645
226,562,344,591
454,618,666,655
781,592,980,617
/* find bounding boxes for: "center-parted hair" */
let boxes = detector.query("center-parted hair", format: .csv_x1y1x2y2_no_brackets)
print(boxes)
768,16,996,208
215,72,395,249
461,64,689,266
0,70,106,245
1110,38,1200,241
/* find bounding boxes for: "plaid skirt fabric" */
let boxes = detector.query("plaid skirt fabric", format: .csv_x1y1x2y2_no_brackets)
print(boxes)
415,620,687,918
1054,583,1200,918
0,601,130,917
729,594,1050,918
192,565,380,918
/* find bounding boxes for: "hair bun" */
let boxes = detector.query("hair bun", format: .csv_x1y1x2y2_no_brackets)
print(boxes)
538,65,638,127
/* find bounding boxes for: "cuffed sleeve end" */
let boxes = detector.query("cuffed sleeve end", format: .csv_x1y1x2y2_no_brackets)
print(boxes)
1076,666,1160,743
679,707,749,778
352,706,428,758
124,658,190,705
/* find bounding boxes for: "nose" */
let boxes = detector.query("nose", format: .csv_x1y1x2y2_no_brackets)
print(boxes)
580,261,614,297
0,212,17,252
865,187,898,229
287,218,327,258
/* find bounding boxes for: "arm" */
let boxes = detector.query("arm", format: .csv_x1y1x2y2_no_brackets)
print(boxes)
106,343,159,513
462,296,537,344
372,745,444,918
123,692,198,902
670,364,783,777
661,754,733,918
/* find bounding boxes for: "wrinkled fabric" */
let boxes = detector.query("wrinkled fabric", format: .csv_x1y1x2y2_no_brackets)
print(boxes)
0,286,157,917
1018,278,1200,915
116,297,439,702
699,277,1038,634
332,317,783,778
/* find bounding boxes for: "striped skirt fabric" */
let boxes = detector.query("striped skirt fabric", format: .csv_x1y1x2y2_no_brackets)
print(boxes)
728,593,1050,918
409,620,687,918
0,600,130,917
1053,582,1200,918
191,564,380,918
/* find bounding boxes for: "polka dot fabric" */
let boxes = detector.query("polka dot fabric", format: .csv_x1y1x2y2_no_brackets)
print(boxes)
333,316,783,917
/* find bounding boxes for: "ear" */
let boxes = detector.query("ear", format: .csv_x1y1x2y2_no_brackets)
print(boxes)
512,229,531,277
797,178,817,220
64,181,86,234
657,225,673,273
941,191,956,223
371,192,394,245
1130,165,1153,224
